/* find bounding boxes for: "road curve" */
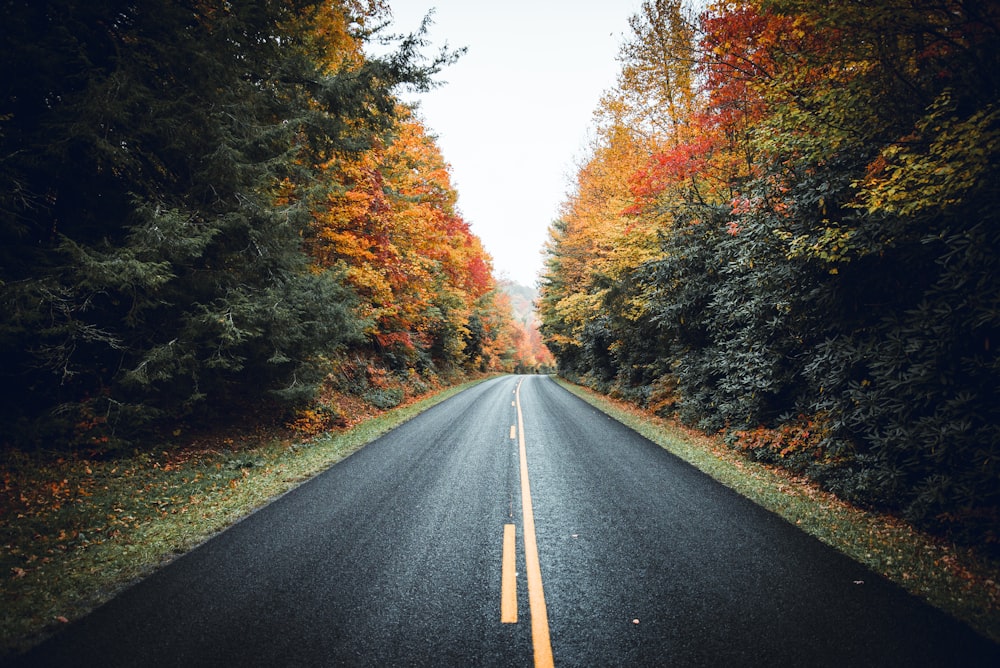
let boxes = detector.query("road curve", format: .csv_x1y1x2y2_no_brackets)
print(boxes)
8,375,999,667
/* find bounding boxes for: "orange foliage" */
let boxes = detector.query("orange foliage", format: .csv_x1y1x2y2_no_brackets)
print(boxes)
306,105,502,366
729,415,836,465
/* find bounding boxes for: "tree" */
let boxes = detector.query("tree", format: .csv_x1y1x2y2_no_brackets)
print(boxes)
0,0,458,446
307,106,502,371
616,0,699,141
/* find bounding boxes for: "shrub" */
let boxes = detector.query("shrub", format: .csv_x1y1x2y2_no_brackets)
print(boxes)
363,388,404,410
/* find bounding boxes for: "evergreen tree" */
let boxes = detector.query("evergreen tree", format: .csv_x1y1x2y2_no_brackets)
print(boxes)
0,0,453,446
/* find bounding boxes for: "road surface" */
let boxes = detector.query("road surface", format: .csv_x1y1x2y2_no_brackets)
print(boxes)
10,375,999,666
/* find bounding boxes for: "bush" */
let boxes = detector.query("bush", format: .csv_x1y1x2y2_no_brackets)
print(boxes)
363,388,404,410
288,404,345,437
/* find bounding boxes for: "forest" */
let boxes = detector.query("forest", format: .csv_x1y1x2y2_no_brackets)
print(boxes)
0,0,546,451
2,0,997,553
539,0,999,550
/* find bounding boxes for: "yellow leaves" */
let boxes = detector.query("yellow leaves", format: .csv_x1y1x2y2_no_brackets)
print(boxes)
306,105,499,364
553,292,603,344
855,93,1000,217
780,226,857,263
542,115,657,329
289,0,375,75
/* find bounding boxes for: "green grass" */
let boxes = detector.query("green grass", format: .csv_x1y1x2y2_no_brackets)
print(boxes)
554,376,1000,645
0,377,489,658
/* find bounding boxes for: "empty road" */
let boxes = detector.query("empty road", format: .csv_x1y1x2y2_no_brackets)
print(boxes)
10,375,999,666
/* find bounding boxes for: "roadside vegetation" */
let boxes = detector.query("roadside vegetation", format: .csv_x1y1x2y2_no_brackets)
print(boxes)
0,1,544,457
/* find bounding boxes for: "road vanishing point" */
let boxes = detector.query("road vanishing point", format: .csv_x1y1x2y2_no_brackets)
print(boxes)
10,376,1000,667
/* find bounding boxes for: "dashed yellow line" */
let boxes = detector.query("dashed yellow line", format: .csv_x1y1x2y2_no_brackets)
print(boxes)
501,524,517,623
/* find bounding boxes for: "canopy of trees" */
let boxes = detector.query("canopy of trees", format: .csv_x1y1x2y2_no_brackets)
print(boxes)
0,0,527,449
540,0,1000,548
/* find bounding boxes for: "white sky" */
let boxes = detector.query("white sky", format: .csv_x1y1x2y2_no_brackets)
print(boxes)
382,1,642,287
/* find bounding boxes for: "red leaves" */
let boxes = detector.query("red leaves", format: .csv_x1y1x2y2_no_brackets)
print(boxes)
649,136,714,183
627,135,718,213
729,417,828,462
373,331,414,352
464,255,493,297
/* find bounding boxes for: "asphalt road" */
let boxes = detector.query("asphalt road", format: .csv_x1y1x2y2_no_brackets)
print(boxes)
10,375,1000,666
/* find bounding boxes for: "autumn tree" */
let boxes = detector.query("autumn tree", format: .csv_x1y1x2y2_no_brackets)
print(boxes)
0,0,458,446
617,0,699,141
307,105,502,372
540,0,700,387
541,0,1000,547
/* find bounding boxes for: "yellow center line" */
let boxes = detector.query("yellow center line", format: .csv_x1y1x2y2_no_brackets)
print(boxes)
510,425,517,440
501,524,517,623
515,378,554,668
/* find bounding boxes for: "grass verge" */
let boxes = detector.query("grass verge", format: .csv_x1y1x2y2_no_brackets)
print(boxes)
0,377,490,658
554,376,1000,645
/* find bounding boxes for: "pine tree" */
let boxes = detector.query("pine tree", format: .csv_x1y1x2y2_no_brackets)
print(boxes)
0,0,456,446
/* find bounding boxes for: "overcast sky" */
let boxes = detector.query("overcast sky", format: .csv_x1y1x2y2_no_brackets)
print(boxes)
382,0,642,286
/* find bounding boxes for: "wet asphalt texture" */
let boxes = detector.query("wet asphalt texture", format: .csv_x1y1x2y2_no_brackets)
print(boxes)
9,375,999,667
